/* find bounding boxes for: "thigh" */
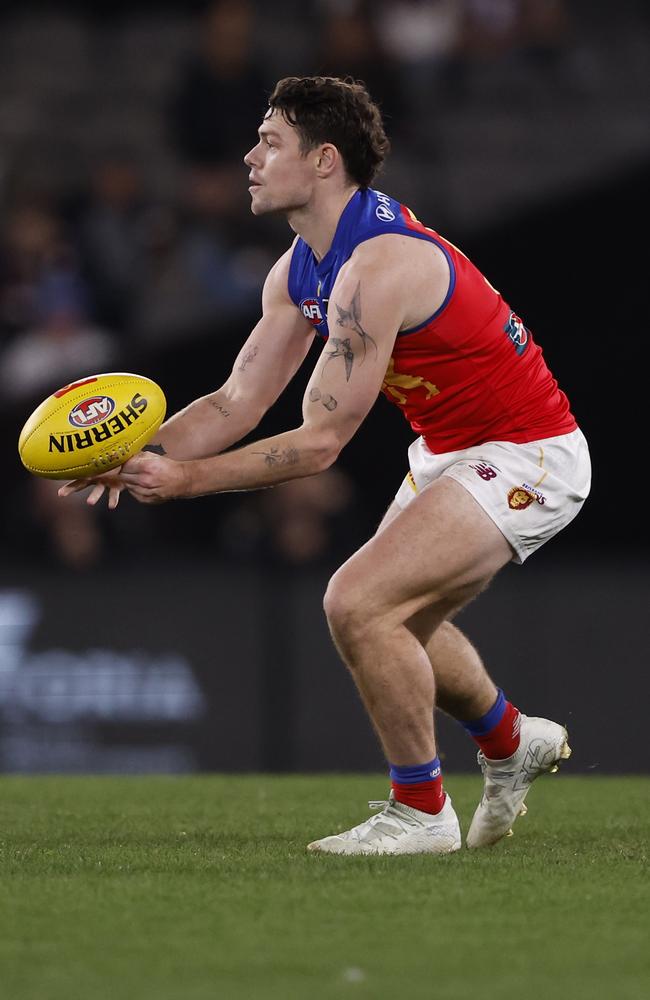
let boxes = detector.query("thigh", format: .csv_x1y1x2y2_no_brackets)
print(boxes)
334,477,514,628
375,500,401,535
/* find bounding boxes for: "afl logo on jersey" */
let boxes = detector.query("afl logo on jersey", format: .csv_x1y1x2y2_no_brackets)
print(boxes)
300,298,324,326
504,312,530,356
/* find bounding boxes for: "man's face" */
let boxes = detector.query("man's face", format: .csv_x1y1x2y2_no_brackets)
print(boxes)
244,109,318,215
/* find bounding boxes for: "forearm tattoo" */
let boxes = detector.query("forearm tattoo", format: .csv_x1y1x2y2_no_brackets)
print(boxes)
252,446,300,467
238,345,259,371
143,443,166,455
335,281,377,361
309,387,338,411
208,400,231,418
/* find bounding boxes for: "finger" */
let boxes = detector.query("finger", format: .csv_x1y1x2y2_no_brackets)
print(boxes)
126,485,162,505
117,470,145,484
58,480,92,497
126,484,154,498
108,487,122,510
118,471,155,488
86,483,107,506
122,453,154,473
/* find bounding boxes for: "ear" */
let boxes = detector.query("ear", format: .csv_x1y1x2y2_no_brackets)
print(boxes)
314,143,339,178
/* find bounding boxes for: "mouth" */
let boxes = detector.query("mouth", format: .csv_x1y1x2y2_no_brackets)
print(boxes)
248,179,262,190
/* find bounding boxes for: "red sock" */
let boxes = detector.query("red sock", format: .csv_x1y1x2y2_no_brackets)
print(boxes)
391,777,446,815
472,700,521,760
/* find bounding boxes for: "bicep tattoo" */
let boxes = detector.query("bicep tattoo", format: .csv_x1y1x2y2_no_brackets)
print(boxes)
322,337,354,381
309,387,338,411
335,281,377,361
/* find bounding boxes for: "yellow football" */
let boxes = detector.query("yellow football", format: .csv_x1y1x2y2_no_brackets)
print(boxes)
18,372,167,480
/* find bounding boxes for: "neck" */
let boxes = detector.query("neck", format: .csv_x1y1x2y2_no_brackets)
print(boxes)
287,185,359,261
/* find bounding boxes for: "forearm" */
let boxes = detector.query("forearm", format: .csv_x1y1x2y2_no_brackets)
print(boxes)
152,390,263,461
182,425,339,496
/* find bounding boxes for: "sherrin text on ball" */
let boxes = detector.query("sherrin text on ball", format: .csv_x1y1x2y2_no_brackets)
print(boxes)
18,372,167,479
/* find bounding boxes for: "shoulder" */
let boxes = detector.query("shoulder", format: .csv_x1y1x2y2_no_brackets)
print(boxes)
334,233,450,331
343,232,449,292
262,237,301,307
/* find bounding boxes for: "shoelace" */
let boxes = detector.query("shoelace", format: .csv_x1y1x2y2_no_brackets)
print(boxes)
352,800,423,841
478,750,517,780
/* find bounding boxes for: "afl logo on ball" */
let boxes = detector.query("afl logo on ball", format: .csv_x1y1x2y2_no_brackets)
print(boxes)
69,395,116,428
300,298,324,326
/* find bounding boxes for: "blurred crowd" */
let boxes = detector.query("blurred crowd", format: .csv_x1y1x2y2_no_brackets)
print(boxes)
0,0,628,571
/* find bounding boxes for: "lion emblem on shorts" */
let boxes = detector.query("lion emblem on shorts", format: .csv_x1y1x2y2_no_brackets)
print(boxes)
507,487,536,510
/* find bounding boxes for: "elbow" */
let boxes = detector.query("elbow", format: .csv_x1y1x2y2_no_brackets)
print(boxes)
218,387,265,432
246,405,266,433
311,429,343,474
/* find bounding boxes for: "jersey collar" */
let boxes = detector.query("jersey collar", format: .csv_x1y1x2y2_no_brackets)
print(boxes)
313,189,364,278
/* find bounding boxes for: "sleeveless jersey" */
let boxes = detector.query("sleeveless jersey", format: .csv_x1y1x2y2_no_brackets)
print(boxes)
287,188,576,454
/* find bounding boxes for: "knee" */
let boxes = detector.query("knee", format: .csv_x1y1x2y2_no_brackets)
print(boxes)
323,565,370,649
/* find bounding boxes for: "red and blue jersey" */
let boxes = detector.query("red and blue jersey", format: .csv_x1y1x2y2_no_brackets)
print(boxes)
287,188,576,453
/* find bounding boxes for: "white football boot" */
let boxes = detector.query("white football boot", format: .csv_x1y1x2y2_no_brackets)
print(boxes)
466,714,571,849
307,792,461,856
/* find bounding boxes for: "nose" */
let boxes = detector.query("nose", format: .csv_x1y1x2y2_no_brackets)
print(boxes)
244,142,260,167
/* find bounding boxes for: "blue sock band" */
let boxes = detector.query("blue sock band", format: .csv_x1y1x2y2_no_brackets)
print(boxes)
461,688,506,736
389,757,441,784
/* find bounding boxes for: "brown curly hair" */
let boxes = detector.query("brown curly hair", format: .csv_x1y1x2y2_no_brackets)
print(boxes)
268,76,390,189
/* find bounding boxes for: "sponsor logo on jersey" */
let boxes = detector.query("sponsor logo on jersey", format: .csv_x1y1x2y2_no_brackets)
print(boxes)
470,463,498,481
375,192,396,222
300,298,324,325
69,395,115,428
504,312,530,355
507,486,537,510
50,393,148,454
376,204,395,222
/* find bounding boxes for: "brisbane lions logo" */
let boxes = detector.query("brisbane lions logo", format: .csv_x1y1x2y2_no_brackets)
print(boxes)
507,487,536,510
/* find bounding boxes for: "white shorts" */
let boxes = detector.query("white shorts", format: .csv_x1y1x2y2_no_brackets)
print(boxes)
394,428,591,564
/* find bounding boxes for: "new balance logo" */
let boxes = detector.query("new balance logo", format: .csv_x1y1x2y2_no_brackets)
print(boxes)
470,463,497,481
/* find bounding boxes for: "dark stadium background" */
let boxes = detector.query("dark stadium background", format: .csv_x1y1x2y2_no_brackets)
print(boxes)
1,0,647,775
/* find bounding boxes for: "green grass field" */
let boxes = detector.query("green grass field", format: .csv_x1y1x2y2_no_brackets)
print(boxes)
0,774,648,1000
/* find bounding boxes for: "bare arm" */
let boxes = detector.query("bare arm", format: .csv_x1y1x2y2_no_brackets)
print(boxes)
141,246,314,460
58,245,313,506
117,235,448,502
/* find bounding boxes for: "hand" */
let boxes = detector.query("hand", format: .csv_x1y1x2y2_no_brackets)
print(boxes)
58,453,192,508
58,469,125,510
116,451,192,504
